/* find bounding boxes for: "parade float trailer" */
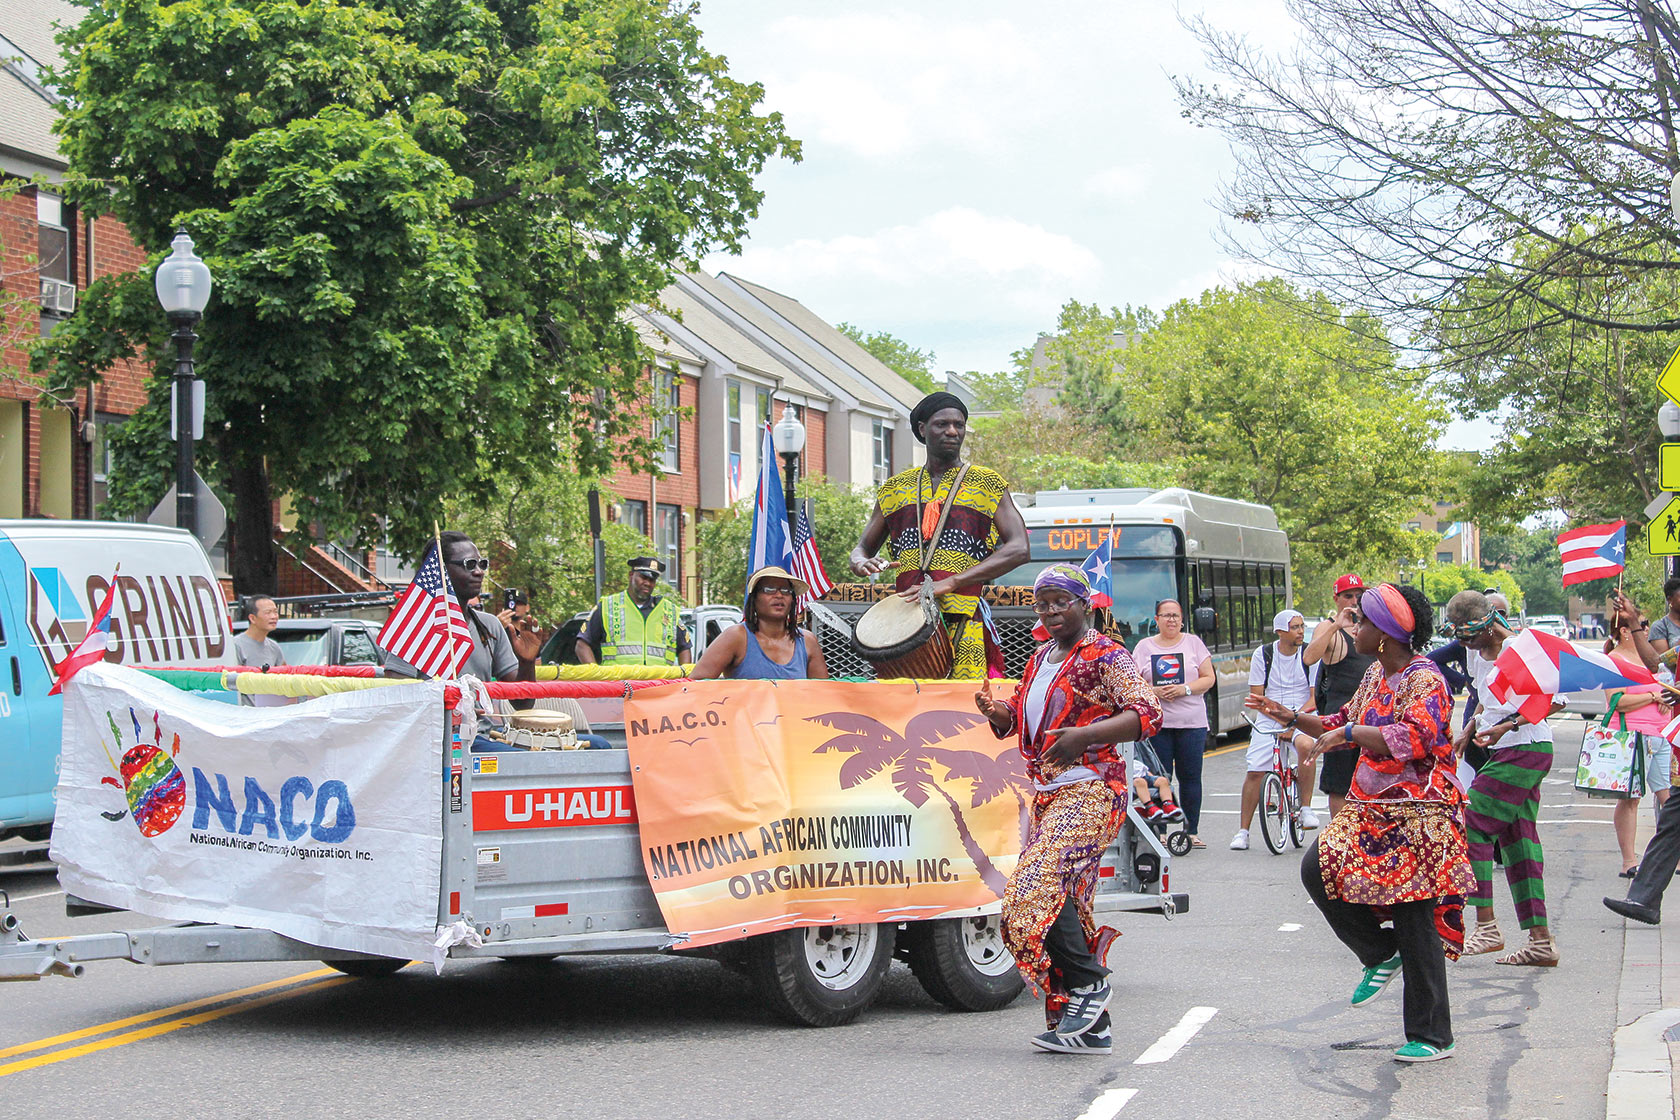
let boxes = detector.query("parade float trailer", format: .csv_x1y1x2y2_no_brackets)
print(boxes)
0,664,1186,1026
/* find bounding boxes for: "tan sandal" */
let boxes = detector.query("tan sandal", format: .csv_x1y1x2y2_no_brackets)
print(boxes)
1495,930,1558,967
1461,920,1504,956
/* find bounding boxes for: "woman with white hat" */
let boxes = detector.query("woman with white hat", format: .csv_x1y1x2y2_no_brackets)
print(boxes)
691,565,828,680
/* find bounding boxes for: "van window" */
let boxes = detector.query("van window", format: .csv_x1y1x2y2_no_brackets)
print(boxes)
340,628,380,665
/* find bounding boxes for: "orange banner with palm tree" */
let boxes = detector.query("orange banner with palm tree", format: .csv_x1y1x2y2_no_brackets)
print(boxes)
625,679,1028,948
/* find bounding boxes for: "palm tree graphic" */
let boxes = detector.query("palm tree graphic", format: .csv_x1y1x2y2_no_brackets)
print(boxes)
807,710,1031,895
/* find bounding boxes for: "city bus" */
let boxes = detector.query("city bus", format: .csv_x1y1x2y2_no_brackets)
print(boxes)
1001,488,1290,735
815,487,1289,736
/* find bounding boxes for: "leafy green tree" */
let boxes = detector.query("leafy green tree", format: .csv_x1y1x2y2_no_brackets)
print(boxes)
835,323,936,393
1419,562,1522,613
1179,1,1680,356
1081,280,1448,605
697,475,874,604
35,0,796,593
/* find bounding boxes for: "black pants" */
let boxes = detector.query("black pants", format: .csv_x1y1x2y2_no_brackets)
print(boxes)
1301,840,1452,1048
1045,895,1105,989
1629,790,1680,912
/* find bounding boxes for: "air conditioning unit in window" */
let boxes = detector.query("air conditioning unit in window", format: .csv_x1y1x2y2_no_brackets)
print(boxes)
39,277,75,314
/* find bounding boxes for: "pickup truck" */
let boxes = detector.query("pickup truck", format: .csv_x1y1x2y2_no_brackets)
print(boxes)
1,672,1185,1027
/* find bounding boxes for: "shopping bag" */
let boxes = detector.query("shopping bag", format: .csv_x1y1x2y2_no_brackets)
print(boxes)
1575,694,1646,799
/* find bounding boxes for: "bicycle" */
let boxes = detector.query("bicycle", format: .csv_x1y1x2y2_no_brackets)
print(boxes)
1241,708,1305,854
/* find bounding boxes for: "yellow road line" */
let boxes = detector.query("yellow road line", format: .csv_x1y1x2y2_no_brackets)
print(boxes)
0,975,352,1077
0,967,338,1060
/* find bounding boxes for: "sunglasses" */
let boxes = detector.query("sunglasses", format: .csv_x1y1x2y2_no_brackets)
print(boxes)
449,558,490,572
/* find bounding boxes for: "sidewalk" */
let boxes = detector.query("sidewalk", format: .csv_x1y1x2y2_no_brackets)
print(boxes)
1610,860,1680,1119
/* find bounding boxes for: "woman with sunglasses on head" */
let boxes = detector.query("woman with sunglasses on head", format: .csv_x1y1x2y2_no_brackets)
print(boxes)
690,565,828,681
1246,582,1472,1064
1132,598,1215,848
974,564,1162,1054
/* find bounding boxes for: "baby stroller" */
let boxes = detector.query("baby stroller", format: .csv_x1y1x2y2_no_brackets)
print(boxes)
1133,741,1192,856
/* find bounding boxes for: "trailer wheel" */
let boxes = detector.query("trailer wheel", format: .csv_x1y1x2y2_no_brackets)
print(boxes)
747,922,895,1027
324,957,407,978
903,916,1024,1012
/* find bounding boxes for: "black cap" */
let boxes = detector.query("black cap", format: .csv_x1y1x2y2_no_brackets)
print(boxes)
628,556,665,575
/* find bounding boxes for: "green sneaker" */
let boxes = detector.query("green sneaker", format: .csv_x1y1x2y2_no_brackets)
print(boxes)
1350,953,1402,1006
1394,1040,1454,1063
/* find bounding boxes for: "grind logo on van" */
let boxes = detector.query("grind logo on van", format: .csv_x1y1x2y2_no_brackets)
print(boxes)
97,705,359,850
28,568,227,671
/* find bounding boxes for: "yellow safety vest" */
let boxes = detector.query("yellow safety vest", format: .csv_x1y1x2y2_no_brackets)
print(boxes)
599,592,682,666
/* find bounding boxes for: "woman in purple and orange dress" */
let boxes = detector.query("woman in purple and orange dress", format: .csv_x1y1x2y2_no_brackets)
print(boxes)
1247,582,1472,1064
975,564,1162,1055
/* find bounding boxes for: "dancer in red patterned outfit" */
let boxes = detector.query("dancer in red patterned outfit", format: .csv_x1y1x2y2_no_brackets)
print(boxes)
975,563,1162,1054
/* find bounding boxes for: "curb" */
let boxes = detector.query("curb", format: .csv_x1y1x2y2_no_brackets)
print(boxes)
1608,1008,1680,1120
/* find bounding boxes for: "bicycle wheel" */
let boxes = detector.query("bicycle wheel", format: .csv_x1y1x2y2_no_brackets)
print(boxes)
1258,772,1287,854
1287,776,1304,849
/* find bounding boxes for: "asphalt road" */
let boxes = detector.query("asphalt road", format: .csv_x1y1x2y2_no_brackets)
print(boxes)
0,719,1647,1119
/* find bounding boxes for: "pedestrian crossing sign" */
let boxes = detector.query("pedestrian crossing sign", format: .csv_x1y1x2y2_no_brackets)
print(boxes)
1649,494,1680,555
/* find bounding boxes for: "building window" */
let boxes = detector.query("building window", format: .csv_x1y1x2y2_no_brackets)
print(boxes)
656,369,679,472
91,413,123,518
621,499,647,534
872,419,892,484
656,503,682,588
1436,551,1453,563
37,190,73,334
757,386,772,426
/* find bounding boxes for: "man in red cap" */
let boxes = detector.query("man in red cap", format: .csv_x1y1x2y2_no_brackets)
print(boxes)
1302,573,1376,819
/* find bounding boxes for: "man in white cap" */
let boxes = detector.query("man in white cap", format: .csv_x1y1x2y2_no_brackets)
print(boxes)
1232,609,1320,850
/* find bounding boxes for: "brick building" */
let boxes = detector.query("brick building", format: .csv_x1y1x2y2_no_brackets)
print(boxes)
0,0,153,524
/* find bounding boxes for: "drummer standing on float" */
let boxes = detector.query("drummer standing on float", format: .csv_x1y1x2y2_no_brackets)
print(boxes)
849,392,1029,678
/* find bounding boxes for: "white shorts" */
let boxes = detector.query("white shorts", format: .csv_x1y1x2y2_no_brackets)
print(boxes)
1247,730,1295,772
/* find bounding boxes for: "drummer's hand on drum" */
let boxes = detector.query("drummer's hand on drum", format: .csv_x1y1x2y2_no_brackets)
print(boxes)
851,554,896,578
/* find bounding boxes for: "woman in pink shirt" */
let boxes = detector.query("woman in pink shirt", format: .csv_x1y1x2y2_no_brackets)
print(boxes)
1133,599,1216,848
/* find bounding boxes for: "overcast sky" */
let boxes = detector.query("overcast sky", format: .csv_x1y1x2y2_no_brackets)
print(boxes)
694,1,1298,376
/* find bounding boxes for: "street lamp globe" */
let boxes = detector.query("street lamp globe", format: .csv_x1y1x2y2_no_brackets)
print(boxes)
772,403,806,456
1661,400,1680,439
154,229,212,319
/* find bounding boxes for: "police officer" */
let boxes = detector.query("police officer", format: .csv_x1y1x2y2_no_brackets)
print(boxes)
575,557,693,667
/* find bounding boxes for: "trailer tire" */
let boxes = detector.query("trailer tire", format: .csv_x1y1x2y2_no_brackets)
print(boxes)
902,916,1024,1012
747,922,895,1027
324,957,407,978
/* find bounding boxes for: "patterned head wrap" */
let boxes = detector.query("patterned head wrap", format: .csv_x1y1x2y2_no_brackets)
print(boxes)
1034,563,1092,602
1440,608,1507,641
1361,583,1416,644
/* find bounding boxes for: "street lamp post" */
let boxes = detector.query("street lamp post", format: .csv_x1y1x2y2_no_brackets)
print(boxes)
771,403,806,539
154,230,213,537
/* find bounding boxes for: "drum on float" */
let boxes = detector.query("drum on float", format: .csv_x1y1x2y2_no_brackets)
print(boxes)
850,587,954,680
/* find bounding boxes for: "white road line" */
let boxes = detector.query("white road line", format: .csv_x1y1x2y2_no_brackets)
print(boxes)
1073,1088,1138,1120
1278,923,1302,932
1135,1006,1218,1064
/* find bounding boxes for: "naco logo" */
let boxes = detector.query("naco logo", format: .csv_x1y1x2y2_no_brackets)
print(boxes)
190,769,357,843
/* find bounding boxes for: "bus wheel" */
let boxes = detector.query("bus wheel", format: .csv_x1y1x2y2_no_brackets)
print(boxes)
323,957,407,978
747,922,895,1027
903,915,1024,1012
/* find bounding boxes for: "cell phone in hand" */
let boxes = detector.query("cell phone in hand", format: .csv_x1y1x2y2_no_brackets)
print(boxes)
503,588,519,611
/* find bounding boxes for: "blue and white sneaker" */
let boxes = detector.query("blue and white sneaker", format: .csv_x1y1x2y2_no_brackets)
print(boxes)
1031,1011,1112,1054
1054,979,1112,1038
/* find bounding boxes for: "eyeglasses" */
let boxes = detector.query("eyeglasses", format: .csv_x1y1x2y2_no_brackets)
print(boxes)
756,586,795,598
1032,599,1078,616
449,558,490,572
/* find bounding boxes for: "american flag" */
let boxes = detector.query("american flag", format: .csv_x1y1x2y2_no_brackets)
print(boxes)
378,542,473,678
791,497,833,604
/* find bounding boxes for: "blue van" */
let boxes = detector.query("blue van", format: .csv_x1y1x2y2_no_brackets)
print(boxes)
0,520,229,840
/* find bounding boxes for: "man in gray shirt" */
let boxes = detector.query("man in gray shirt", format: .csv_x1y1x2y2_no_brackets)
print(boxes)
233,594,290,707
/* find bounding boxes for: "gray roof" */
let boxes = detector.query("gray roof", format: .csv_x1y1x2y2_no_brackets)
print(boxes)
649,281,828,400
725,274,927,414
0,0,77,171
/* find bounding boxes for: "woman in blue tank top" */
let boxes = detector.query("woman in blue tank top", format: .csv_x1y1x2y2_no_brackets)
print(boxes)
691,565,828,681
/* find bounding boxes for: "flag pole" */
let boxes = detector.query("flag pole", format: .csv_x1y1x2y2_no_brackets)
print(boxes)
437,520,465,680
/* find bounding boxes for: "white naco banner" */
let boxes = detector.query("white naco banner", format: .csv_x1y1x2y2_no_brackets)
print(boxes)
52,664,446,960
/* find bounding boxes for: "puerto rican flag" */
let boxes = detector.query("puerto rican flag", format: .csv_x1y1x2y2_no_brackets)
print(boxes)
725,451,743,506
1485,627,1655,725
1556,520,1626,587
48,568,119,696
1080,529,1116,610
